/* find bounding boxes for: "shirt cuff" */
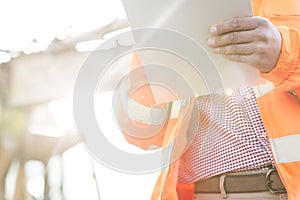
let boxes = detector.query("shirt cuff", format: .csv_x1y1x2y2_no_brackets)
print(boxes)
260,52,298,87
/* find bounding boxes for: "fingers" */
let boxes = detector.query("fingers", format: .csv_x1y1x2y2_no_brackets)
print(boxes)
222,54,249,64
210,16,265,34
207,30,255,47
222,54,261,67
212,43,255,55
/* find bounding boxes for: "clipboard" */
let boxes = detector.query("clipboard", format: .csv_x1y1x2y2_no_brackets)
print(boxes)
122,0,265,100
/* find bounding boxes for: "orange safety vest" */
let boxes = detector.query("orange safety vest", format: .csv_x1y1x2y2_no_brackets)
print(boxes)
257,1,300,199
123,0,300,199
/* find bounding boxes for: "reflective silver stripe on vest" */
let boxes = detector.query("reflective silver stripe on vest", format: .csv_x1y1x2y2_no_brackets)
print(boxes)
128,99,170,125
253,81,274,98
269,134,300,164
128,99,184,125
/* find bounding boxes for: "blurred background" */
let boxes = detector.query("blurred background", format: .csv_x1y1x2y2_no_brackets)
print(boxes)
0,0,159,199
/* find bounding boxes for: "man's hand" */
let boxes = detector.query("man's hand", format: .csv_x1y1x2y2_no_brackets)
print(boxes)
207,16,282,73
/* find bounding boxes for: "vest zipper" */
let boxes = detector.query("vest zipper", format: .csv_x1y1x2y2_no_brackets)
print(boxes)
288,90,300,105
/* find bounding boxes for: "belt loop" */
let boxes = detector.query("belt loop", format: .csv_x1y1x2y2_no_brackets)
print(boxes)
219,174,228,199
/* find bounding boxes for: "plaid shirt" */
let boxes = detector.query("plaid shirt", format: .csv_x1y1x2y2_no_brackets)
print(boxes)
178,87,274,184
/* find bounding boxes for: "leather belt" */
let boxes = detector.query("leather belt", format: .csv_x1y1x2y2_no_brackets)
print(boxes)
195,168,286,194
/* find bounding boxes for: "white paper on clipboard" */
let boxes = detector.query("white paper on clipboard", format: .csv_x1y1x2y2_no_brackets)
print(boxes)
122,0,265,101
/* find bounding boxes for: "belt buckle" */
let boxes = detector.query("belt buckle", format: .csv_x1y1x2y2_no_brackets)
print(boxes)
265,168,286,194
